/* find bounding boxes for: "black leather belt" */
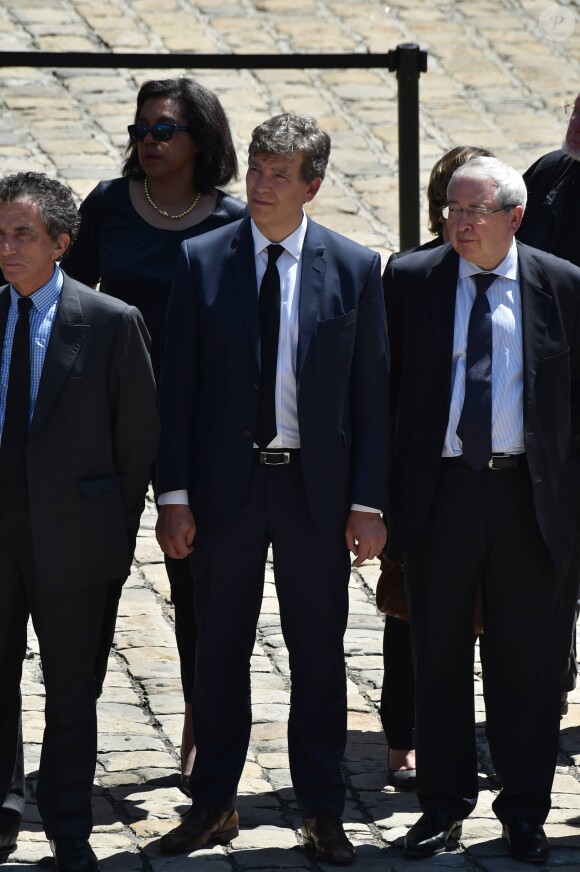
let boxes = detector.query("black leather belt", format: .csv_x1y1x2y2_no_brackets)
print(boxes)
442,453,525,471
254,448,301,466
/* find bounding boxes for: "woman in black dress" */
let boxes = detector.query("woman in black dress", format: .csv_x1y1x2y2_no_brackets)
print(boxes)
64,77,246,794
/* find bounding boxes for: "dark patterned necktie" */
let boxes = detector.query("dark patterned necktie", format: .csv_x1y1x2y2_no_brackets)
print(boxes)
456,273,496,470
255,244,284,448
0,296,34,484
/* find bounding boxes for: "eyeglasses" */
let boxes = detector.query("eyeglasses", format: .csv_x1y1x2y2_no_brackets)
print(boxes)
564,104,580,119
441,204,516,222
127,123,194,143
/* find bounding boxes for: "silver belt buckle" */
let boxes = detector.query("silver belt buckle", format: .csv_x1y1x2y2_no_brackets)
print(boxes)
260,450,291,466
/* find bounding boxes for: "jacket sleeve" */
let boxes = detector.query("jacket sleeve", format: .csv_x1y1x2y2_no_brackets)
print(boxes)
109,304,160,540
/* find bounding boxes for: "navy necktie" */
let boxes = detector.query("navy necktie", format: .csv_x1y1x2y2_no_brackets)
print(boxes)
457,273,496,470
0,296,33,485
255,244,284,448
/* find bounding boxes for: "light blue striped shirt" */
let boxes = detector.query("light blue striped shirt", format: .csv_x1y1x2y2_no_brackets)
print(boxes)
0,264,63,440
443,240,524,457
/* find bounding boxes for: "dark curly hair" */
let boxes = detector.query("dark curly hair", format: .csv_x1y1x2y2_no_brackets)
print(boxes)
249,113,331,183
122,77,239,194
427,145,494,236
0,171,80,241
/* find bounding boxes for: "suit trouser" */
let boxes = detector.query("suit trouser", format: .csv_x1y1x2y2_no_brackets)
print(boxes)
380,616,415,750
561,528,580,693
0,498,108,839
189,456,351,815
404,460,562,824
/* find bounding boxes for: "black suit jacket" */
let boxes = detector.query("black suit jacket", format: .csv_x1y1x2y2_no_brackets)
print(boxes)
385,241,580,573
0,273,159,591
157,215,390,534
518,149,580,266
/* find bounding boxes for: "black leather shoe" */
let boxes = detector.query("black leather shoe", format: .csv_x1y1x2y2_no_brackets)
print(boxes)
0,826,19,863
159,806,239,854
404,812,462,857
49,838,99,872
301,813,355,865
502,821,550,864
388,765,416,790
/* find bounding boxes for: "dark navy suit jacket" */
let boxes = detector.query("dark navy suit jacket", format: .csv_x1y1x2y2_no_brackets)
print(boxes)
385,241,580,573
157,215,390,535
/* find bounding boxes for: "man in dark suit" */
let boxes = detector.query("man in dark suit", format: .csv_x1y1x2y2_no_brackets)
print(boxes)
518,93,580,715
0,172,158,872
385,156,580,865
156,113,389,864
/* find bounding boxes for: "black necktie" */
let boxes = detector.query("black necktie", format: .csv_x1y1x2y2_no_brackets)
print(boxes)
456,273,496,470
255,244,284,448
0,296,33,484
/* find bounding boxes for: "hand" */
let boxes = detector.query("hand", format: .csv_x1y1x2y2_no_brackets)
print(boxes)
345,510,387,567
156,504,196,559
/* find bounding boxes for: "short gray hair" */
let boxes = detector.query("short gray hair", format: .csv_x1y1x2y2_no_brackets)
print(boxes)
248,113,331,183
448,156,528,210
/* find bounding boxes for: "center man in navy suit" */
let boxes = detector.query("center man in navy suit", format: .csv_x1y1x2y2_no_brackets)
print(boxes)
155,113,390,864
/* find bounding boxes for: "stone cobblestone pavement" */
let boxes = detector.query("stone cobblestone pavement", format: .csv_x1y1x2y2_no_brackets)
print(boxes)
2,0,580,869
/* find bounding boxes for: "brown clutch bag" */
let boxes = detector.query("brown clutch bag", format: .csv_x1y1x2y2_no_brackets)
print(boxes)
376,553,484,635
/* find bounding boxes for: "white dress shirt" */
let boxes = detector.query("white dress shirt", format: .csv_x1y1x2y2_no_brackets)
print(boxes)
0,265,62,440
252,216,304,448
443,239,525,457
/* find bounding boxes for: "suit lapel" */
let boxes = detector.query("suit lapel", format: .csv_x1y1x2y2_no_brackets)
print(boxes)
517,242,552,418
30,274,89,434
231,218,260,367
0,286,10,355
427,247,459,409
297,220,325,382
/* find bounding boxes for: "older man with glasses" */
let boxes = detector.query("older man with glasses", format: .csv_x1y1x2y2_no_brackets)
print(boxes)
384,156,580,865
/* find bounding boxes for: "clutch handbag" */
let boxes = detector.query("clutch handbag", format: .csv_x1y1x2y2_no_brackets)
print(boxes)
376,553,484,635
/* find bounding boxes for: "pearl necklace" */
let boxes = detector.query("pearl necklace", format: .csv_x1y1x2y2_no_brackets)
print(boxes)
144,177,200,219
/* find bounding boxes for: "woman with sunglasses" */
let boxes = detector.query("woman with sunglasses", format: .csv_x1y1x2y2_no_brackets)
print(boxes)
64,77,246,796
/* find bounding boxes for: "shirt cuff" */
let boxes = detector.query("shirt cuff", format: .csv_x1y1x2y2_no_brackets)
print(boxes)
158,489,189,506
350,504,382,514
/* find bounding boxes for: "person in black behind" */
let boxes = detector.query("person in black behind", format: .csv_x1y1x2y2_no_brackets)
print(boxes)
380,145,493,791
63,77,246,792
518,92,580,716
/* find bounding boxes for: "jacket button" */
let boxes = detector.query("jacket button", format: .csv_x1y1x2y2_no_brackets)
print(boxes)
243,429,252,438
253,383,259,391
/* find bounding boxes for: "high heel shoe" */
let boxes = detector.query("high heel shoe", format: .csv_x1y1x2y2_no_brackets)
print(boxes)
388,748,416,790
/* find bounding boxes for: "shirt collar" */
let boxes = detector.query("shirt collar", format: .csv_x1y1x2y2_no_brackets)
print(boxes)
458,238,518,282
251,212,308,261
9,264,63,312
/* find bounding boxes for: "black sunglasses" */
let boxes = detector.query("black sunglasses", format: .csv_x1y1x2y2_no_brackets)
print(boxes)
127,123,194,143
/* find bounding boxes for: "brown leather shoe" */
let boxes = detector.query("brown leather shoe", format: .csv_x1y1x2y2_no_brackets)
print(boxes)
301,813,355,865
159,806,239,854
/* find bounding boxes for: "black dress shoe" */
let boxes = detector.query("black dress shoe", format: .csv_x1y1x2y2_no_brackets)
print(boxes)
301,813,355,865
502,820,550,864
49,838,99,872
405,812,462,857
0,827,19,863
159,806,239,854
388,764,416,790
